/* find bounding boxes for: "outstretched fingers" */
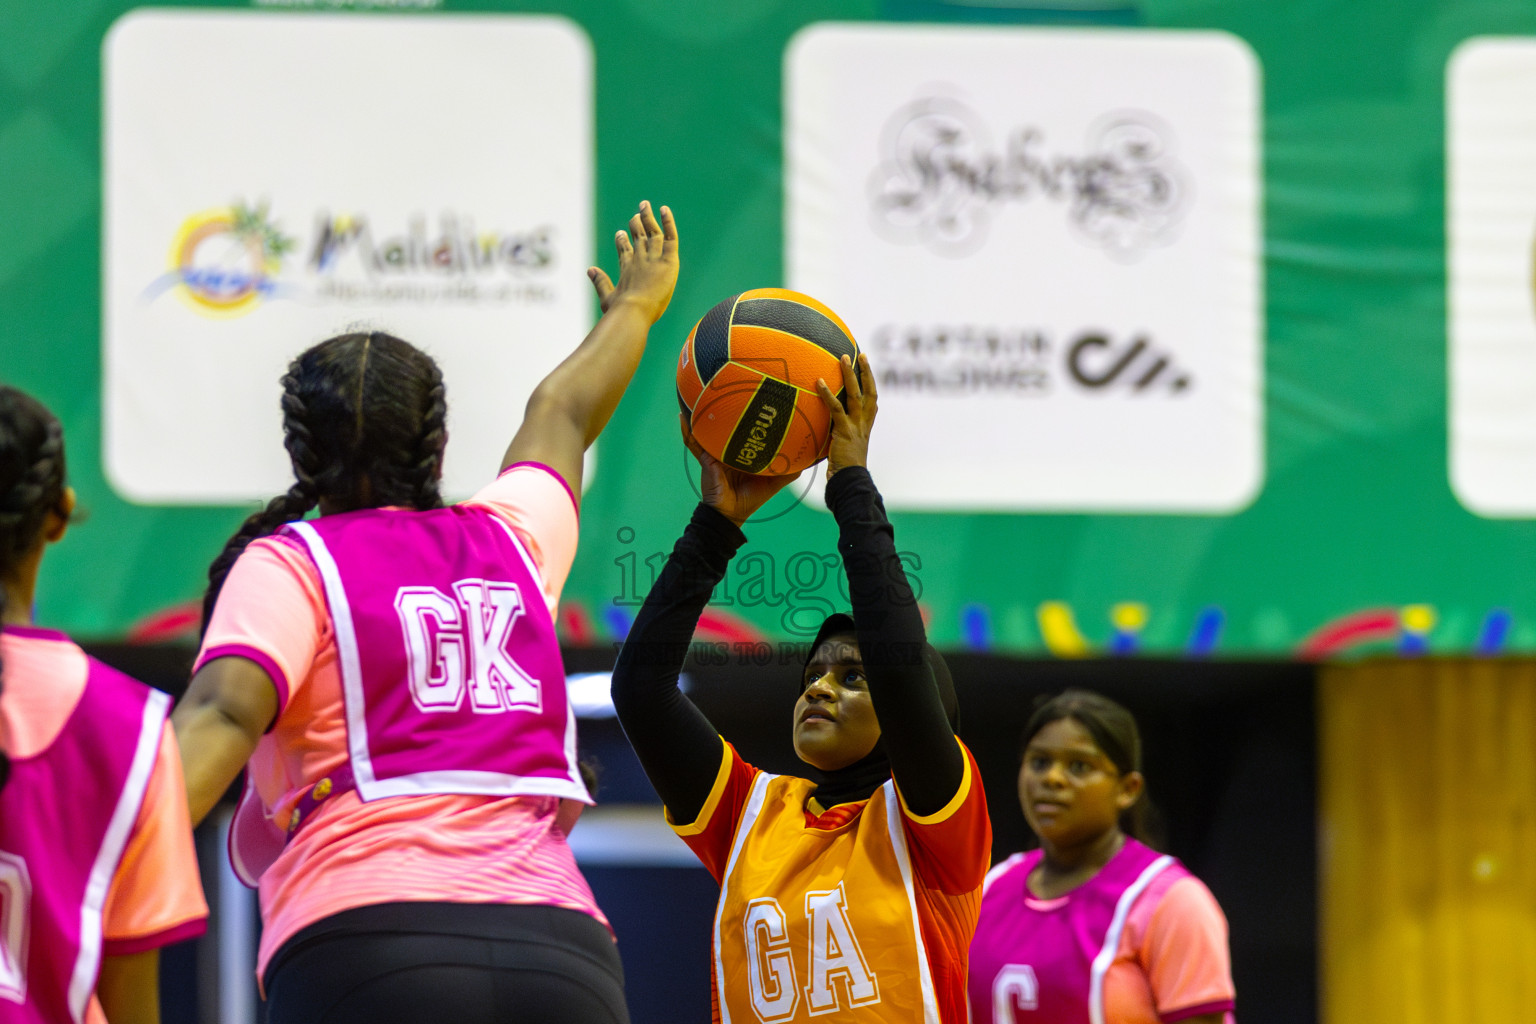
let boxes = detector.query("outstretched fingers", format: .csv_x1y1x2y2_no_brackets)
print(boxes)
839,355,863,415
856,352,876,399
658,204,678,243
822,354,865,424
815,373,852,429
588,266,615,306
637,200,664,242
854,353,876,420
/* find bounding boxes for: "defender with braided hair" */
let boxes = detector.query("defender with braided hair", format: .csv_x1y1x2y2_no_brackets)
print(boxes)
174,201,679,1024
0,387,207,1024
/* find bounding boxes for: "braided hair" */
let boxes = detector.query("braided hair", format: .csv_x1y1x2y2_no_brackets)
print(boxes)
0,388,68,794
201,332,448,633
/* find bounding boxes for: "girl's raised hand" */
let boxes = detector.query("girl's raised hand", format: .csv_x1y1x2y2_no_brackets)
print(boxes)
588,201,679,324
681,415,800,527
815,352,877,479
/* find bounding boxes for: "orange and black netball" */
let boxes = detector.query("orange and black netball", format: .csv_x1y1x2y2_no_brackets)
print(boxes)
676,288,859,476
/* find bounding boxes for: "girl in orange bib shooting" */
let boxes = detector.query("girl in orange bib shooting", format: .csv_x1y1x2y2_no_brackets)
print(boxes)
612,354,991,1023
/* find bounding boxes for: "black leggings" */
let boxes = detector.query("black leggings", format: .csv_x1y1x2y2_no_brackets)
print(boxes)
263,902,629,1024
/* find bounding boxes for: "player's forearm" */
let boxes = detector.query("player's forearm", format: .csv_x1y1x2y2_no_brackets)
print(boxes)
97,949,160,1024
826,467,962,814
529,298,655,448
172,656,277,824
174,685,269,827
612,504,744,820
173,702,260,825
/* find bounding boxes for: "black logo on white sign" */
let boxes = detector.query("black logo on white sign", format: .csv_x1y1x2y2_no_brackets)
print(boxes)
866,97,1190,260
1066,334,1191,393
869,324,1192,396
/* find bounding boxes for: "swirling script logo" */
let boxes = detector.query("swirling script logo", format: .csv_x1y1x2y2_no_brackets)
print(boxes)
866,97,1190,260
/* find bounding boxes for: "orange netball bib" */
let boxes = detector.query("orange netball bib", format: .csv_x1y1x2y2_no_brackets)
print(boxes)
712,774,941,1024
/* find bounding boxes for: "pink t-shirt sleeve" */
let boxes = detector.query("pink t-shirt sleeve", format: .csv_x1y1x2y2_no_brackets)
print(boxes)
194,536,329,714
1134,875,1236,1022
101,725,209,953
462,462,580,610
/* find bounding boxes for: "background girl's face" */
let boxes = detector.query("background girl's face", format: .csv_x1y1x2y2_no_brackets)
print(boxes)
792,634,882,772
1018,716,1142,848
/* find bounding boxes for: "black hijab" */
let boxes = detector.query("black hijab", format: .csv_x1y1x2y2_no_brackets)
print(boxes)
800,613,959,809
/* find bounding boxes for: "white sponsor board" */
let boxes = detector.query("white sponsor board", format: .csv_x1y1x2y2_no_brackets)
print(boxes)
1448,38,1536,517
104,11,592,503
786,24,1262,512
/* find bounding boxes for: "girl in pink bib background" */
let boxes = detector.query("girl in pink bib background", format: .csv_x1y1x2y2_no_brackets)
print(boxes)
0,387,208,1024
969,690,1236,1024
173,201,679,1024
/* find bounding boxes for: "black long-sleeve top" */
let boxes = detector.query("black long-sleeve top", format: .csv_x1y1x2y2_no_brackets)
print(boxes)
610,466,964,821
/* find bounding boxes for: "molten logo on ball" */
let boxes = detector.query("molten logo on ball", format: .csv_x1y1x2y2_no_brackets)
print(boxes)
733,404,782,470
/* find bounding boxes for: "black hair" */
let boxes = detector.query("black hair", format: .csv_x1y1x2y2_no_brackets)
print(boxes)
1021,688,1161,847
0,387,68,794
202,332,448,633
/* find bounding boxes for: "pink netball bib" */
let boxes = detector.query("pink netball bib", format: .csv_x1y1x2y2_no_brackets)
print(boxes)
283,506,589,804
968,839,1181,1024
0,647,169,1024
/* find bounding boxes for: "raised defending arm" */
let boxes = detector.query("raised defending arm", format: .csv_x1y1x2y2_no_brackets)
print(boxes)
501,201,680,497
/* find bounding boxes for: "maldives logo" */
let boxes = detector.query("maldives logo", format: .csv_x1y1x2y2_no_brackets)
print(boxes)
144,200,558,317
156,202,294,317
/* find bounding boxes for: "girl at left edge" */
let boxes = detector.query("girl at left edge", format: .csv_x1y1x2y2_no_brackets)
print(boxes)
172,201,679,1023
0,387,208,1024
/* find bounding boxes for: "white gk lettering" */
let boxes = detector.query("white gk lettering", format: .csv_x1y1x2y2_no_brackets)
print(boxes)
394,579,540,714
992,964,1040,1021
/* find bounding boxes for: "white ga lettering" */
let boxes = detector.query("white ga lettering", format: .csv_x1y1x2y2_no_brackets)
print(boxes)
394,579,539,714
992,964,1039,1021
744,898,798,1022
0,851,32,1004
804,884,879,1015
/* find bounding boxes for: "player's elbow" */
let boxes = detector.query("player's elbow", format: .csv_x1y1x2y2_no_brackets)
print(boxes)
524,380,592,440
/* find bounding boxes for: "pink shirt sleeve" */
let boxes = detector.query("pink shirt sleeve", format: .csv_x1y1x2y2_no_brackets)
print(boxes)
100,725,209,953
194,536,329,715
462,462,580,611
1132,875,1236,1021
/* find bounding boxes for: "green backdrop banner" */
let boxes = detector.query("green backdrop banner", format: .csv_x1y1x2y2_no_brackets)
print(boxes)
5,0,1536,658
